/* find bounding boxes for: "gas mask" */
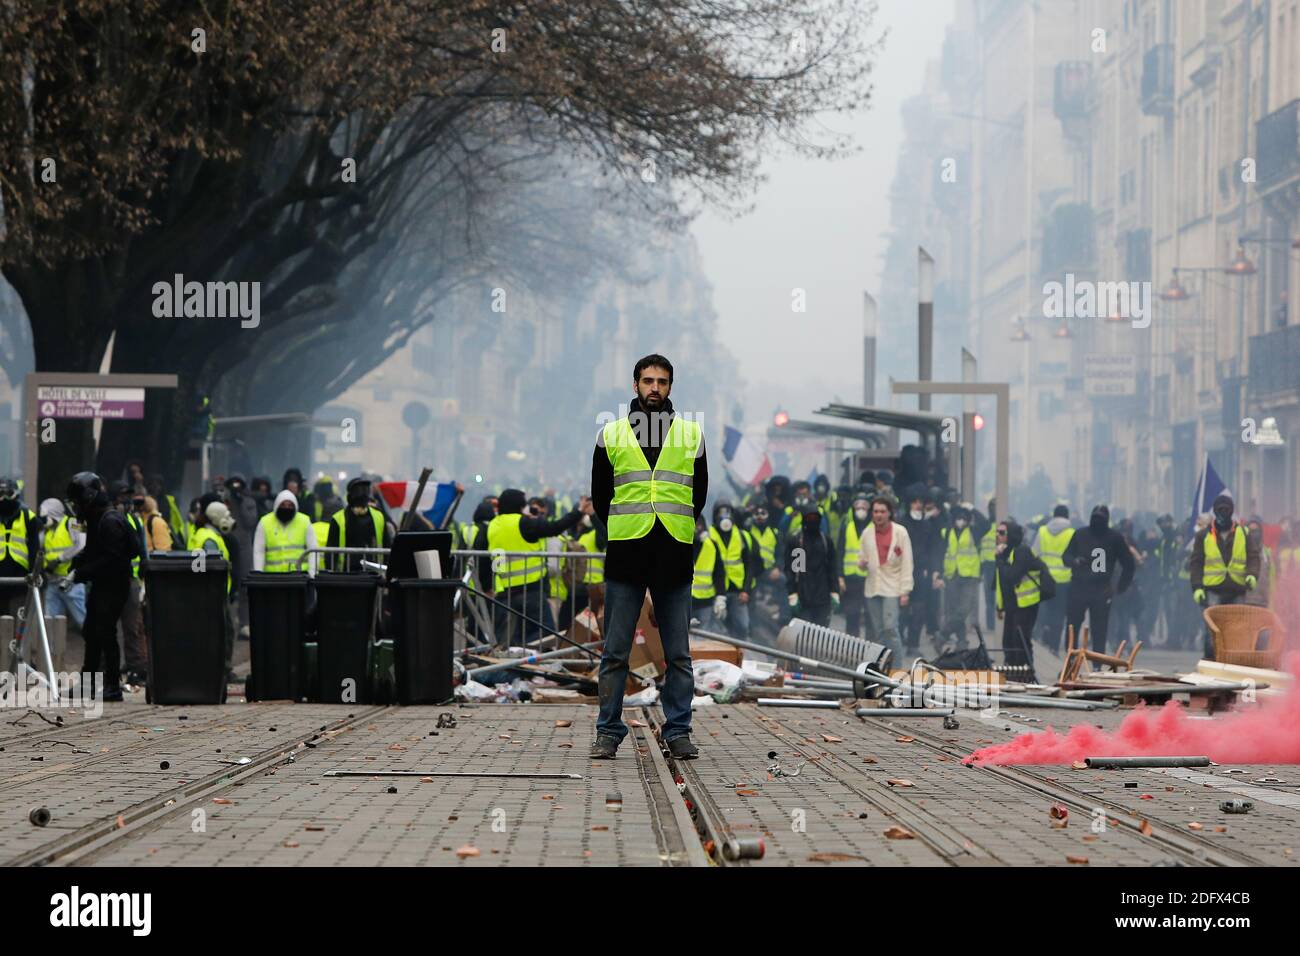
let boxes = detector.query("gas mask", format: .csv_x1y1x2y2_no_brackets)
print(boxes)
854,507,869,521
1214,505,1234,531
718,517,733,532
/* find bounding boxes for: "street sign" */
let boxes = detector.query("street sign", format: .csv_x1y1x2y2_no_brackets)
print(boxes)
36,386,146,419
1083,354,1136,396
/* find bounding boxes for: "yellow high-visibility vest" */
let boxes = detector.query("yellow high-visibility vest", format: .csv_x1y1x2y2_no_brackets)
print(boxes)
578,529,604,585
330,507,385,571
752,525,777,570
708,526,746,590
1,510,33,571
486,513,545,592
943,527,981,578
1035,526,1075,583
995,548,1041,610
191,526,231,593
258,512,310,572
127,512,144,578
980,527,997,563
43,516,76,577
692,537,718,600
842,519,865,578
602,415,701,544
1203,526,1248,587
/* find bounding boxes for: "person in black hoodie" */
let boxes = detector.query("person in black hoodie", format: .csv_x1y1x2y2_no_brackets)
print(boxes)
64,472,137,702
994,519,1043,669
1061,504,1136,654
899,485,940,650
784,502,839,625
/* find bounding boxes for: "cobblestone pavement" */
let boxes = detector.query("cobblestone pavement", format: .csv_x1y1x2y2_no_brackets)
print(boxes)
5,696,1298,867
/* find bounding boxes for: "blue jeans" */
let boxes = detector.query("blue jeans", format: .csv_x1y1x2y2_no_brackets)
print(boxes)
598,579,694,744
866,595,904,665
43,582,87,631
723,591,750,639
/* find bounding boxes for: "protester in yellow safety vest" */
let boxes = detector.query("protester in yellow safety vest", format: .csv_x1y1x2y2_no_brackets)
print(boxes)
691,516,719,621
589,354,706,761
254,490,318,575
39,497,87,633
108,481,150,686
936,504,982,648
994,520,1045,669
708,501,752,639
484,487,589,647
1189,493,1260,658
1243,516,1271,609
836,492,871,639
1030,504,1075,654
0,478,39,626
326,477,390,573
192,497,237,681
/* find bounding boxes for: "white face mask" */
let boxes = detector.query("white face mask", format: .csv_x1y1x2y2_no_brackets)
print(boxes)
954,518,968,529
854,508,869,520
910,509,923,520
718,517,733,532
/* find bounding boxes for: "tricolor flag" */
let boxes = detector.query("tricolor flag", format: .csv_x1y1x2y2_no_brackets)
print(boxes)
722,426,772,487
1190,455,1231,525
378,480,461,528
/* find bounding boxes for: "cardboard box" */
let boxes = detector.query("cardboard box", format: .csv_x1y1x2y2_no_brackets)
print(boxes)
689,637,742,667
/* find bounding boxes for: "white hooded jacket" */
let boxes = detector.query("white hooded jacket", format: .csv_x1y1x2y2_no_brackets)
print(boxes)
252,490,319,574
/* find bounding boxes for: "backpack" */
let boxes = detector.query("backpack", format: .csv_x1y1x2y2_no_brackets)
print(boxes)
1031,554,1057,601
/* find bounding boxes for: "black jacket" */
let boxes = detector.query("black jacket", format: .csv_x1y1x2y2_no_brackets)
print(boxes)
474,507,584,588
1062,521,1136,597
71,508,135,590
784,528,839,608
591,397,708,588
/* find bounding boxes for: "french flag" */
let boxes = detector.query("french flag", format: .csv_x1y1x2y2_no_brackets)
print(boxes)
378,480,461,528
1189,455,1231,529
722,426,772,487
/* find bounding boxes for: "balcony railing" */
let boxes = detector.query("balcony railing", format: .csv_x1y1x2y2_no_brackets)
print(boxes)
1054,61,1092,121
1140,44,1174,117
1249,324,1300,397
1256,99,1300,190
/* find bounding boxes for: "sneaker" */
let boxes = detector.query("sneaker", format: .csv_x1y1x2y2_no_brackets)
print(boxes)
665,735,699,760
102,686,124,703
590,735,620,760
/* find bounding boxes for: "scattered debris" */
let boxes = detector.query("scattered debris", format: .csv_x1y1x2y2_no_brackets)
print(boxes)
605,792,623,812
723,837,765,860
28,807,50,827
1187,822,1203,831
886,779,914,788
821,733,843,743
883,825,915,840
1219,799,1253,814
1139,820,1153,836
808,851,865,862
896,736,915,744
1066,854,1089,864
455,845,480,858
436,712,457,729
555,719,572,728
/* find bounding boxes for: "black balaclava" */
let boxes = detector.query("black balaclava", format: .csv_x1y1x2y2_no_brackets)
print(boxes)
1212,493,1234,531
0,480,18,520
1089,505,1110,534
802,508,822,540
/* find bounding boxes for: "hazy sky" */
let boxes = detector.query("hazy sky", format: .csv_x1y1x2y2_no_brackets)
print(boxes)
692,0,954,426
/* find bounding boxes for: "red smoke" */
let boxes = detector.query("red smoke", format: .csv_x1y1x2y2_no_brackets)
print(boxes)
966,655,1300,766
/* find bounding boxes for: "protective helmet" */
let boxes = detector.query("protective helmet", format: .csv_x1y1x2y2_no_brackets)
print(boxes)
65,472,106,519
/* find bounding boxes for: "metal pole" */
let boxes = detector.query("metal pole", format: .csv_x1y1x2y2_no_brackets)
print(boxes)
863,292,878,407
28,580,58,701
1084,756,1212,769
756,698,843,709
855,707,955,717
322,770,584,780
467,639,605,678
961,349,978,503
918,248,934,412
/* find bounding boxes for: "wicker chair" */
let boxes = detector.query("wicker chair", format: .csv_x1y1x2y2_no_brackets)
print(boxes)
1203,604,1287,669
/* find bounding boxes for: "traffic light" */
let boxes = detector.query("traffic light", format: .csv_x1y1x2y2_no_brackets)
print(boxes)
972,413,985,431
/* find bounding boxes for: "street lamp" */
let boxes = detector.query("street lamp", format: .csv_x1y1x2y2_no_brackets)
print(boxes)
1224,246,1257,276
1159,271,1191,301
1053,321,1073,339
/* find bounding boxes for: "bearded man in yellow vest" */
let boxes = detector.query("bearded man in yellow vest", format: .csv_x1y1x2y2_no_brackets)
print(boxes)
482,488,589,647
1189,493,1260,659
590,354,706,762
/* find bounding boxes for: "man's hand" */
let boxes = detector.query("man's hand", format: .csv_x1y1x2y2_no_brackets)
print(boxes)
787,593,798,608
713,595,727,621
1193,588,1207,605
899,593,910,608
1245,575,1257,591
858,553,869,572
738,591,749,604
578,496,594,516
58,572,75,591
839,576,846,593
831,592,840,610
